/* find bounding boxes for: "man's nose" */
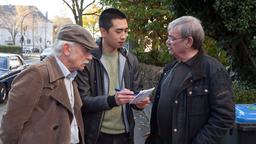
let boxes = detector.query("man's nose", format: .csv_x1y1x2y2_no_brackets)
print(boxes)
86,53,93,60
166,39,170,46
121,32,128,40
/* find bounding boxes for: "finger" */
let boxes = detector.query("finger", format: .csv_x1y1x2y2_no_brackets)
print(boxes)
117,94,135,99
118,89,134,95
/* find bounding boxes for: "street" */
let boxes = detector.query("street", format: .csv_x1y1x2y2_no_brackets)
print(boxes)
0,54,150,144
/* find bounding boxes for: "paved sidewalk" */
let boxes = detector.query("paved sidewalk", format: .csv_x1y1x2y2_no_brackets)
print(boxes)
134,104,152,144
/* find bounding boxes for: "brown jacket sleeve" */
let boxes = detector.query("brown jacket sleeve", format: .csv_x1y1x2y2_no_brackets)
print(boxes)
0,65,43,144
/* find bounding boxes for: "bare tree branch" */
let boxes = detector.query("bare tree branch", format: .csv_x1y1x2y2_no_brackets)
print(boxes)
82,0,95,12
62,0,99,26
83,6,103,16
63,0,79,24
80,0,84,10
62,0,73,11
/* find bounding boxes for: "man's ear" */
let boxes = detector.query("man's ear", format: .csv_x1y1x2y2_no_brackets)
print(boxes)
63,43,71,56
186,36,194,48
100,27,107,38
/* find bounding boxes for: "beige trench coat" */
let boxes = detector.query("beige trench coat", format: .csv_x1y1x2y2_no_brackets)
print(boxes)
0,56,84,144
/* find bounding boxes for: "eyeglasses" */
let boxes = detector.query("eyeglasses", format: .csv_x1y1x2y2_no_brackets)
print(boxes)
167,35,186,42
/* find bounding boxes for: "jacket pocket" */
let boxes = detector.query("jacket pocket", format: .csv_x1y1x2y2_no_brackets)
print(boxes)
187,85,209,115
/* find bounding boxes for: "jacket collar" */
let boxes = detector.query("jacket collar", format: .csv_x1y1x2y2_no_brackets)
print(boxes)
188,50,206,81
91,37,128,60
45,56,65,83
169,50,206,81
44,56,82,117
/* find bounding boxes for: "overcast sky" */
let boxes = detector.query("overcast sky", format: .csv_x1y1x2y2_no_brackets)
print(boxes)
0,0,74,20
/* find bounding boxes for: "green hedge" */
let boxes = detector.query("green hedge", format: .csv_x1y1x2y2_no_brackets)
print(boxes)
233,80,256,104
0,45,22,54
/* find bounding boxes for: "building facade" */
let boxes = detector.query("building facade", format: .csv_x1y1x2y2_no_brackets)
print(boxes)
0,5,53,52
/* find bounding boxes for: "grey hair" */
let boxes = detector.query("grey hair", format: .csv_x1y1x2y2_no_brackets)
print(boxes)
167,16,205,51
52,39,75,56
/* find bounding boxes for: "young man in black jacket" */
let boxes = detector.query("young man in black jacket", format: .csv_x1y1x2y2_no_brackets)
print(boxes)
76,8,150,144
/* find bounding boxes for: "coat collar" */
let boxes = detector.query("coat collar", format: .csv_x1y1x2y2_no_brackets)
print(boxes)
44,56,82,118
187,51,206,81
45,56,65,83
91,37,128,60
170,51,206,81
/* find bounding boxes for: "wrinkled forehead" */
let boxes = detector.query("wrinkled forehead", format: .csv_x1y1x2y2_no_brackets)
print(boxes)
168,27,181,36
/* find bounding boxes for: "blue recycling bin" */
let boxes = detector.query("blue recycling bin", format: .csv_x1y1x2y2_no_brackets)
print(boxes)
223,104,256,144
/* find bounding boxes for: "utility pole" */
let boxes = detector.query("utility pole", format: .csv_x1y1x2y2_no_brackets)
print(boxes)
32,13,35,51
20,11,39,50
44,11,48,49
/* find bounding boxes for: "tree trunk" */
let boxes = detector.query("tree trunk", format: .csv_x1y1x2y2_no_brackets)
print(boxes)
231,38,256,82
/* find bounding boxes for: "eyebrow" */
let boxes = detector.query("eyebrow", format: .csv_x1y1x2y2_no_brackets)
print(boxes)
168,35,175,38
114,26,128,30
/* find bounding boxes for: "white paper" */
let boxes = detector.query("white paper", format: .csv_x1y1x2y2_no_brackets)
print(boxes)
130,87,155,104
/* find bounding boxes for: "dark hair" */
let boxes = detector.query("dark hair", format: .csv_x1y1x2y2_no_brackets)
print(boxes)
99,8,127,31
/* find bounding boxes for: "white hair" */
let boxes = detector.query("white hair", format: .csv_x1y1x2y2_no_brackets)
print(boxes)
168,16,205,50
52,39,75,56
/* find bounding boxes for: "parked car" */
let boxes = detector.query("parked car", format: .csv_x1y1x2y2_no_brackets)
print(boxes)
40,47,53,61
0,53,28,103
22,46,33,53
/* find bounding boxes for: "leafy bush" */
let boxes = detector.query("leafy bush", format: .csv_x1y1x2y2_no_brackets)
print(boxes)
233,80,256,104
133,36,229,67
0,45,22,54
203,37,229,66
133,44,172,66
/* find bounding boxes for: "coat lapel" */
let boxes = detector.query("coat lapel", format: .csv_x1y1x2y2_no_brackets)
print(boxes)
45,56,73,115
50,82,73,114
73,82,82,116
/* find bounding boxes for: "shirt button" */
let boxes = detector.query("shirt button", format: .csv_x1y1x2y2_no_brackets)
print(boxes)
173,128,178,132
175,100,178,104
204,89,208,93
188,91,192,95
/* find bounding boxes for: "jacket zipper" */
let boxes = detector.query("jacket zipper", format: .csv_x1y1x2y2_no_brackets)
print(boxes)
94,60,109,144
122,104,130,133
95,111,105,144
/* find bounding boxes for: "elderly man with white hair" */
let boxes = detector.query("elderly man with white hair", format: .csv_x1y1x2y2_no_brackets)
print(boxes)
0,24,97,144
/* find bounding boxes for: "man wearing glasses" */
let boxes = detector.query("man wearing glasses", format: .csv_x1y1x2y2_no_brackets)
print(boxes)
146,16,234,144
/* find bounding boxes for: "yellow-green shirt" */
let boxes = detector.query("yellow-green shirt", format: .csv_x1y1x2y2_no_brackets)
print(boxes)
101,50,125,134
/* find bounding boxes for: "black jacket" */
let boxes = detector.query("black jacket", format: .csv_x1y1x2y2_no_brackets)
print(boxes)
76,39,142,144
146,52,235,144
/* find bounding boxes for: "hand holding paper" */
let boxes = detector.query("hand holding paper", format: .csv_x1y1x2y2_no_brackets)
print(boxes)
130,87,155,104
114,88,135,105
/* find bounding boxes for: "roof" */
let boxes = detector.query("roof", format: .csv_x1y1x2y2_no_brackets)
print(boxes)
0,5,52,23
0,53,21,57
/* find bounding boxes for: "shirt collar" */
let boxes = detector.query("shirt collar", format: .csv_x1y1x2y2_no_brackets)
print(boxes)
54,56,77,80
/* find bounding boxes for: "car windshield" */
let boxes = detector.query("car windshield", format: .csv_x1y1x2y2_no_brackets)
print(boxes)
9,56,22,68
0,57,8,70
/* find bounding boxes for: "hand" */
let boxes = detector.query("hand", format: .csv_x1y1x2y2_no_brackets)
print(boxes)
115,89,135,105
135,97,150,109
